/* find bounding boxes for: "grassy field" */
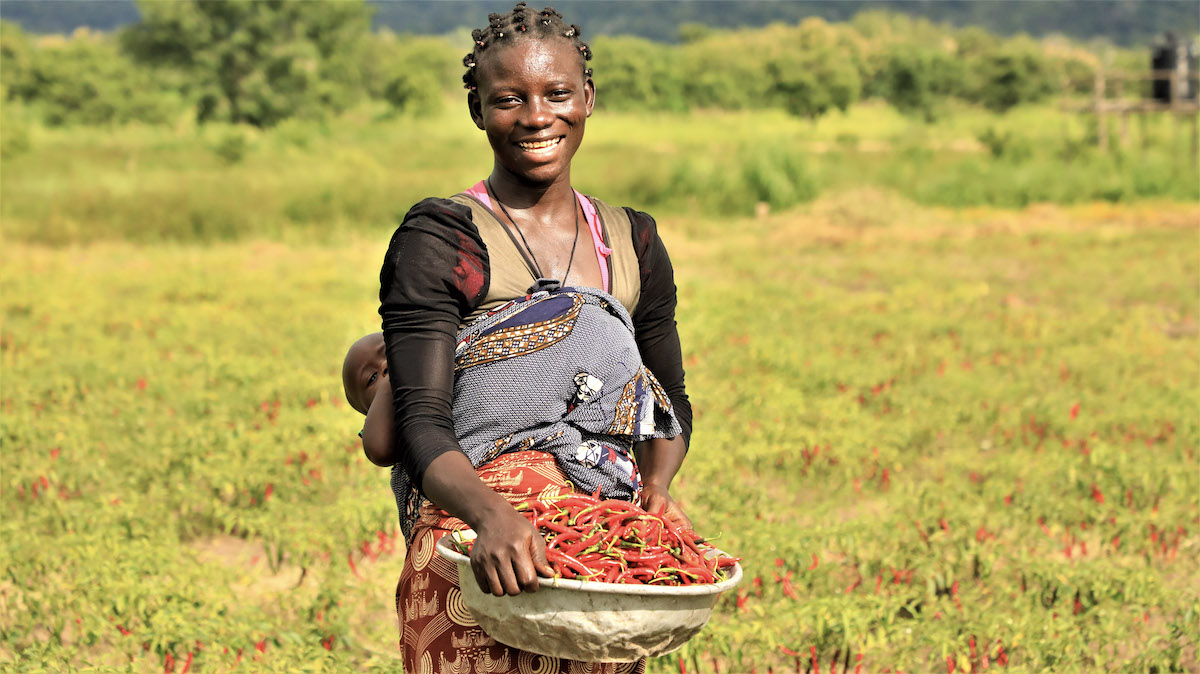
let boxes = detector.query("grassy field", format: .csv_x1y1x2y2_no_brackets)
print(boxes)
3,100,1197,244
3,180,1198,672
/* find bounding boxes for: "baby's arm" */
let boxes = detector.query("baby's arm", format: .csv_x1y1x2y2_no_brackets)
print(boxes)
361,380,397,466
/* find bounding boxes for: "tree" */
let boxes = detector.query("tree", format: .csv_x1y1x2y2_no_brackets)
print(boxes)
120,0,372,127
968,39,1057,113
382,70,442,117
765,19,861,121
591,35,682,112
1,20,33,101
875,43,964,122
7,29,175,126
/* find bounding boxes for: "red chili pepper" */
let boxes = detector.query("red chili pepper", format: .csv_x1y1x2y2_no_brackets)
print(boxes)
514,491,738,585
546,548,594,577
537,520,576,535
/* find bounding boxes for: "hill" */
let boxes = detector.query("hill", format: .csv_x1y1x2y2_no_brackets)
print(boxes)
1,0,1195,46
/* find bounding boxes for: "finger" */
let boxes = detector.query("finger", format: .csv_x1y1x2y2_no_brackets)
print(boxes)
512,545,540,593
497,559,523,596
667,502,693,530
531,537,555,578
471,552,491,594
483,561,505,597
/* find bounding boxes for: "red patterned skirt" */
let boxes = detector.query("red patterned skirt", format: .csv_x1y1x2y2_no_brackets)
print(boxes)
396,451,647,674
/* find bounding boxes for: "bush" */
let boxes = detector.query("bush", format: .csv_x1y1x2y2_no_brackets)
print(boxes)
362,32,458,101
966,39,1057,113
874,43,964,122
8,32,178,126
591,36,684,112
739,146,819,210
0,112,31,158
212,130,250,165
382,71,443,117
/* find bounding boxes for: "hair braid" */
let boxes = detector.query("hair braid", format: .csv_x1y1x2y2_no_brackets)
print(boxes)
462,3,593,91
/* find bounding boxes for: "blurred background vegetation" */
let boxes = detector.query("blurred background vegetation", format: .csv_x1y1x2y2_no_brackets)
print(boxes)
1,0,1196,244
2,5,1197,670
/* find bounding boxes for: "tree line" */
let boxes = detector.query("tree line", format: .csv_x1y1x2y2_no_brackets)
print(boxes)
1,0,1115,129
3,0,1194,47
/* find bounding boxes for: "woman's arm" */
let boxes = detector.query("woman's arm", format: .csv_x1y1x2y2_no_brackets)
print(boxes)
628,208,694,528
635,436,692,529
378,198,551,596
628,208,692,444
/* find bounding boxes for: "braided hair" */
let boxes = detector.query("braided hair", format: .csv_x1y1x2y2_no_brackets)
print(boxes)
462,3,593,92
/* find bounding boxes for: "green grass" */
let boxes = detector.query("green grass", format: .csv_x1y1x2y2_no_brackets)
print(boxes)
2,101,1195,245
2,196,1197,671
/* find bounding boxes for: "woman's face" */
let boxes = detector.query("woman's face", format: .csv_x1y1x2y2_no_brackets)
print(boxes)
469,38,595,186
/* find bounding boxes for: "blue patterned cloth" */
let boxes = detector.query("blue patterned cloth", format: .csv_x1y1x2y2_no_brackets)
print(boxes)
391,281,681,540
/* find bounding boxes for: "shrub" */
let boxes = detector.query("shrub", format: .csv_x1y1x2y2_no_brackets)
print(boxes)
8,32,177,126
382,71,442,117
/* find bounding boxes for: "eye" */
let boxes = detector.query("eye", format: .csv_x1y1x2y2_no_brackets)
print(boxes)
367,372,378,387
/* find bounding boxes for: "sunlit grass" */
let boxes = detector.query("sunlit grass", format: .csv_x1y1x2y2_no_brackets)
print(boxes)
3,100,1195,245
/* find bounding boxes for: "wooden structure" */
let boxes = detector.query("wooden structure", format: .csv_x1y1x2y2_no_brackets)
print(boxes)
1063,54,1199,160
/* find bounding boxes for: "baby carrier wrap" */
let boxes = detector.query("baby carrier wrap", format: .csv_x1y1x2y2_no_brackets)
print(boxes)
392,282,681,539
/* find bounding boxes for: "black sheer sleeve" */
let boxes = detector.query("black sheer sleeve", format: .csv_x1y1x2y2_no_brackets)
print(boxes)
627,208,693,448
378,198,489,489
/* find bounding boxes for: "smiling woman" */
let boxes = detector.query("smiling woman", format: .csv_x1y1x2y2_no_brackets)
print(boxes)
364,3,695,671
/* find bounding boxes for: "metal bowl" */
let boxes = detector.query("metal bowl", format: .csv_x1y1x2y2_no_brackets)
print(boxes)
434,530,743,662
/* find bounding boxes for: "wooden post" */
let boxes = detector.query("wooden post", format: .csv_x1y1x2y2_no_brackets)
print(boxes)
1175,47,1200,165
1095,68,1107,149
1172,46,1185,105
1192,114,1199,167
1114,78,1130,147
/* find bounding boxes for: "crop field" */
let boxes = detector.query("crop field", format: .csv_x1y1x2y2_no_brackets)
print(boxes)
3,178,1198,671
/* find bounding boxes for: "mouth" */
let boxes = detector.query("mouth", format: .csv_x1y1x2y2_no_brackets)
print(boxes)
517,136,564,153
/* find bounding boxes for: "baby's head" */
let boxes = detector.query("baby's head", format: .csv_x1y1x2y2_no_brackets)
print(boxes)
342,332,387,415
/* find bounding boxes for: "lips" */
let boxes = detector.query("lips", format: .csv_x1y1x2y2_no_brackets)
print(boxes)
517,136,563,152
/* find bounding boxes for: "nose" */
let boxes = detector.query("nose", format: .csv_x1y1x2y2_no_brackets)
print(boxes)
521,96,554,129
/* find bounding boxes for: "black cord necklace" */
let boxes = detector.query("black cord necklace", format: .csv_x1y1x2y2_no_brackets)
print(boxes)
487,178,580,286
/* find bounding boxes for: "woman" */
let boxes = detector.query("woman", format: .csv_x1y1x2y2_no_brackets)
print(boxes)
366,4,693,671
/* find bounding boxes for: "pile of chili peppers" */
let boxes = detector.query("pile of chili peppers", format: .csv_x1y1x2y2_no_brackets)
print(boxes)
451,492,740,586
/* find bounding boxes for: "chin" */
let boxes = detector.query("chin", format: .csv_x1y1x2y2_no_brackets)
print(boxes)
505,152,578,185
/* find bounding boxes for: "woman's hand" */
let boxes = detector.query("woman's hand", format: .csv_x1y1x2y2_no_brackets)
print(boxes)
634,436,691,529
421,452,554,596
640,482,692,531
468,507,555,597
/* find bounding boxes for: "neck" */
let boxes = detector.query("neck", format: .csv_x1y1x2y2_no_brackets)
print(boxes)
487,165,575,212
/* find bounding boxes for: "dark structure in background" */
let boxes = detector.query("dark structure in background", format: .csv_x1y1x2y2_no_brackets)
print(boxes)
1151,32,1198,103
1065,31,1199,156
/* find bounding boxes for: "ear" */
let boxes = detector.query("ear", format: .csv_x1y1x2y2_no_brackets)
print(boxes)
467,90,486,130
584,76,595,118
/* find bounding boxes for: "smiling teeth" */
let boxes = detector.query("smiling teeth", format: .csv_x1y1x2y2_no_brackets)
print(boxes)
519,137,561,150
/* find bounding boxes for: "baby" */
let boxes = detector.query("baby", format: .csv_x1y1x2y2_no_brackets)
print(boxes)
341,332,393,464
